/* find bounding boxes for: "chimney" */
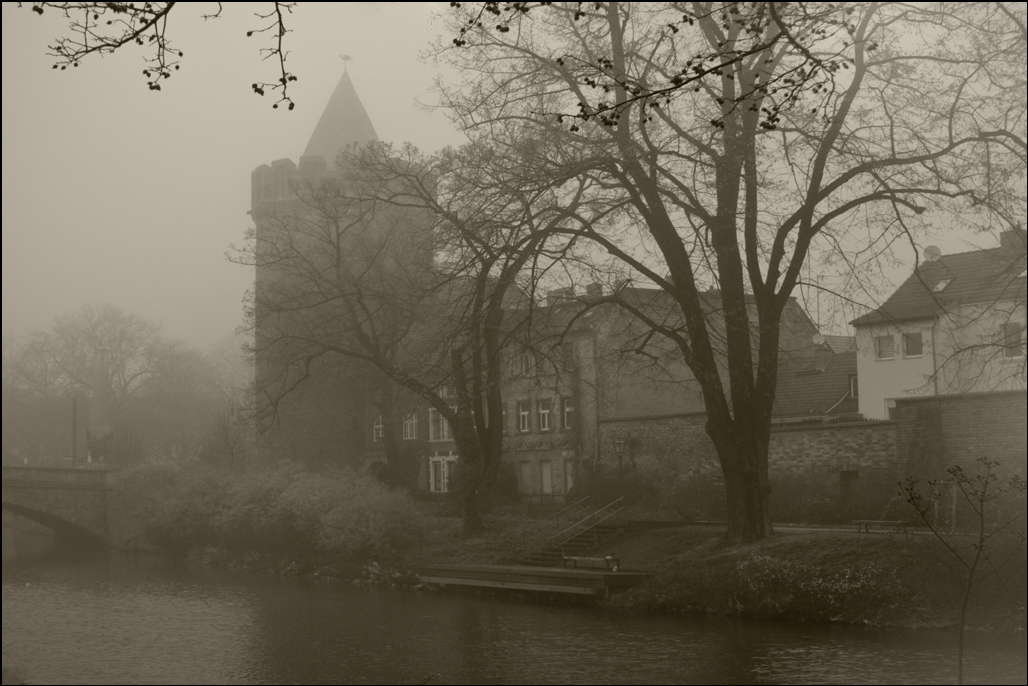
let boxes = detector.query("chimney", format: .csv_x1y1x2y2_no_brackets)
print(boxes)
585,283,603,300
999,227,1027,250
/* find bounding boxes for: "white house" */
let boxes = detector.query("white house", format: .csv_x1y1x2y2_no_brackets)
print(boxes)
851,229,1026,419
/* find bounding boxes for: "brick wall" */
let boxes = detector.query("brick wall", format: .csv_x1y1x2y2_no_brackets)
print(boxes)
593,391,1025,522
894,390,1027,478
597,414,897,477
597,414,903,522
770,420,897,474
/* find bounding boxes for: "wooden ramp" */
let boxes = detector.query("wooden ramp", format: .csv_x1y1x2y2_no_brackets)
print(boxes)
419,563,650,597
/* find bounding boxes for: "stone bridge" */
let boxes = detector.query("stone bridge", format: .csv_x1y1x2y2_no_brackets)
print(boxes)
2,466,110,548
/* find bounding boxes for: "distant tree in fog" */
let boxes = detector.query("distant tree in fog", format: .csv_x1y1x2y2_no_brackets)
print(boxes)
2,305,253,466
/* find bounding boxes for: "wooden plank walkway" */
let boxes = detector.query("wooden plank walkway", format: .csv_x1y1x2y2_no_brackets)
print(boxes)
419,563,650,597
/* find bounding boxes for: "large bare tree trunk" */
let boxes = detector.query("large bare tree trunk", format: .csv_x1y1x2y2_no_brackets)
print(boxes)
451,417,485,535
719,443,773,542
707,399,774,542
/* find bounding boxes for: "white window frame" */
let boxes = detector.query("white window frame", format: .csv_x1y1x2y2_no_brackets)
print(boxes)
562,397,574,430
902,332,923,358
518,401,531,433
428,408,451,442
538,398,553,432
429,452,458,493
372,415,384,442
402,413,418,440
849,375,858,399
875,335,895,361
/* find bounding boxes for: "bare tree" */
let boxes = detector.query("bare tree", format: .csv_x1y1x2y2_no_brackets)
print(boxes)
902,457,1027,685
1,304,227,465
26,2,298,108
440,2,1027,541
237,139,599,532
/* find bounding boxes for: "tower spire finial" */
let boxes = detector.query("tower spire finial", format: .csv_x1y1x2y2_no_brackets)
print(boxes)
339,54,352,73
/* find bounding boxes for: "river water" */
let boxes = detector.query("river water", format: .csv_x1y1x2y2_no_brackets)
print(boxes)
3,529,1026,685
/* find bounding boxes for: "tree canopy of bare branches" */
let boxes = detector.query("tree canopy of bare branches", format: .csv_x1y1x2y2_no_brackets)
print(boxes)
440,1,1027,541
26,2,298,108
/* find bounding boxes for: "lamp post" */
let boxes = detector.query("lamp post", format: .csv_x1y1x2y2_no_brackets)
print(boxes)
613,432,626,477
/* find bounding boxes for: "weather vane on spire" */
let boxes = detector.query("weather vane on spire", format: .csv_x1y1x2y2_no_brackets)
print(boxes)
339,54,353,73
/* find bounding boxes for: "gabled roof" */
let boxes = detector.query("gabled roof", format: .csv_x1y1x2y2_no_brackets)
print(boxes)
303,72,379,169
851,244,1027,327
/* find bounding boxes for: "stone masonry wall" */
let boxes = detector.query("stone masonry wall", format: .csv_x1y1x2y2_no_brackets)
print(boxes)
580,390,1025,523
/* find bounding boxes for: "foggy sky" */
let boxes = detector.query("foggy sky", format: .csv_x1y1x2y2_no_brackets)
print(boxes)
1,3,999,349
2,3,465,348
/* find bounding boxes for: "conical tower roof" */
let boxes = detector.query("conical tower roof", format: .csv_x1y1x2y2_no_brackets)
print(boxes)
303,72,379,169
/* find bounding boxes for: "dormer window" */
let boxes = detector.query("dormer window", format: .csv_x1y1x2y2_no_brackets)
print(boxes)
933,278,952,293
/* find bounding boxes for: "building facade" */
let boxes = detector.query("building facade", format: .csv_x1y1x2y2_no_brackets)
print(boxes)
851,230,1027,420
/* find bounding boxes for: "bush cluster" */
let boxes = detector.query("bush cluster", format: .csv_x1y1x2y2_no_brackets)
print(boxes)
115,462,426,565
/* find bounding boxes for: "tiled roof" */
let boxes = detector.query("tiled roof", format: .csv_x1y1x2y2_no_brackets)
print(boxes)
773,351,858,417
823,335,856,354
851,245,1026,326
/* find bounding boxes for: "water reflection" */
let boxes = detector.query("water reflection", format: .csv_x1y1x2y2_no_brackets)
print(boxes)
3,546,1026,685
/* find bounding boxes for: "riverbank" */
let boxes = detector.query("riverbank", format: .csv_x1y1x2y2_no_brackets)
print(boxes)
104,464,1025,633
165,516,1027,634
412,519,1027,634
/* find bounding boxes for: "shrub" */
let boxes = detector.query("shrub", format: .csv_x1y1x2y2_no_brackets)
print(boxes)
115,462,428,565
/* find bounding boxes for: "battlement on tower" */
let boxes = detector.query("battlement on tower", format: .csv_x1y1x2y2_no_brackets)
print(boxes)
251,155,339,211
251,71,378,212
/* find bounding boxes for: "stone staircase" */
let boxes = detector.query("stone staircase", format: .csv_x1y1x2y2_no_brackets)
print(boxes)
518,521,627,567
516,497,628,567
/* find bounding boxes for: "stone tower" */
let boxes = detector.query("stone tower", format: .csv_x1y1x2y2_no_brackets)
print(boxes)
249,72,389,466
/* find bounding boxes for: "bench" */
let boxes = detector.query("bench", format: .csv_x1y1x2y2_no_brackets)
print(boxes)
562,554,620,571
853,520,909,533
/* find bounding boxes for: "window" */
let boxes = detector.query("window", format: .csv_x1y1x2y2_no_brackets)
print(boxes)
429,408,451,441
538,398,553,431
562,398,575,430
519,351,534,376
518,401,531,433
932,278,952,293
875,335,895,360
429,452,458,493
903,332,923,358
560,342,576,371
372,415,384,442
1003,322,1025,358
518,461,533,494
849,375,858,399
402,413,418,440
